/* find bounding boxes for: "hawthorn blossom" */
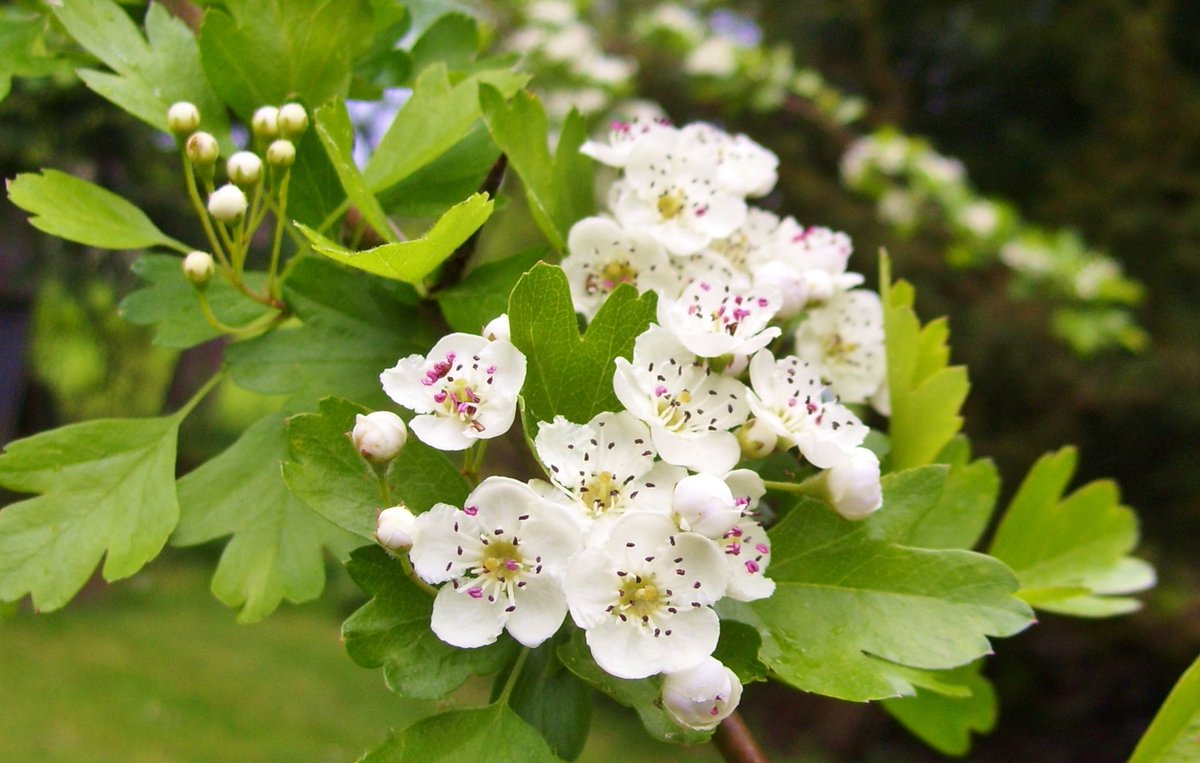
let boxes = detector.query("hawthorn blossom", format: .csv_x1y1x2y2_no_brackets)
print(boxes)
613,327,750,474
351,411,407,463
656,278,781,358
563,216,676,319
380,333,526,451
824,446,883,519
745,349,868,468
581,116,674,168
753,225,864,315
672,473,741,538
677,122,779,198
718,520,775,601
792,289,887,405
661,656,743,730
565,512,728,678
409,477,582,649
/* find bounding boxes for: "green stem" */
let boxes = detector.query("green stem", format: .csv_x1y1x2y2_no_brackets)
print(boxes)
196,289,287,337
462,440,489,482
175,369,226,419
180,151,230,269
400,556,439,597
498,648,530,706
762,474,825,496
266,171,291,300
317,198,351,236
375,463,393,506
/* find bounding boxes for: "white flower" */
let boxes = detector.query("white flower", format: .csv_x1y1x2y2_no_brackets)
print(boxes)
792,289,887,405
825,447,883,519
672,473,741,539
656,278,781,358
251,106,279,139
563,216,675,319
565,512,728,678
580,116,674,168
482,313,510,343
677,123,778,199
613,327,750,474
409,477,582,648
707,207,787,275
351,411,408,463
534,411,685,531
380,333,526,451
754,224,864,312
684,36,739,77
182,251,215,286
227,151,262,186
167,101,200,135
718,520,775,601
745,349,868,468
661,656,743,730
208,184,248,222
376,505,418,551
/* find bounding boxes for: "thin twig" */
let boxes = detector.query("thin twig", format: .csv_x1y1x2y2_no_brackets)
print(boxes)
713,711,770,763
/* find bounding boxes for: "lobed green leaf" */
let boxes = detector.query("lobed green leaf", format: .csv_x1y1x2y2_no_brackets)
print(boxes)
1128,653,1200,763
494,633,593,761
313,101,397,243
359,701,556,763
881,663,997,756
435,246,548,333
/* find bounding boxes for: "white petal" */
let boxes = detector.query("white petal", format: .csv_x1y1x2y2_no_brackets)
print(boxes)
505,575,569,647
566,549,618,628
652,427,741,475
410,413,475,451
655,606,721,674
430,585,507,648
409,504,475,583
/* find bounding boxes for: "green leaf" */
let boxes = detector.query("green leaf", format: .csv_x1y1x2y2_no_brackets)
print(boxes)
0,8,61,103
557,630,712,745
881,255,970,470
988,447,1154,616
881,663,997,756
360,702,556,763
296,193,493,285
198,0,374,119
225,257,433,408
7,170,188,253
436,247,547,333
409,12,478,74
118,254,271,349
0,413,184,611
508,263,658,425
287,127,348,229
748,496,1033,702
363,64,526,194
480,86,595,251
313,101,396,243
54,0,230,144
342,546,514,699
1129,653,1200,763
494,633,593,761
283,398,470,540
865,460,999,551
713,620,768,684
173,413,361,622
378,122,501,218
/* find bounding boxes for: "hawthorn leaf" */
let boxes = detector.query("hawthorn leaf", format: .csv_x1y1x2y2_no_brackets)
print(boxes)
0,413,184,611
881,663,997,756
288,127,347,229
493,633,593,761
54,0,230,144
173,413,361,622
1128,653,1200,763
283,397,470,540
508,263,658,424
378,122,501,219
408,12,479,74
989,447,1154,616
313,101,396,243
295,193,493,284
714,620,768,684
748,496,1033,702
342,546,515,699
435,246,548,333
0,8,61,103
7,170,188,253
119,254,271,349
557,630,711,746
360,702,556,763
865,460,999,551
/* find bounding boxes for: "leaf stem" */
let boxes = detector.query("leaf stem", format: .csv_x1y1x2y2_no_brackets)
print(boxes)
762,475,824,496
375,462,393,506
498,648,530,706
400,555,438,597
266,170,292,300
180,151,229,269
713,711,769,763
462,440,488,483
175,369,226,420
195,289,288,338
317,198,351,236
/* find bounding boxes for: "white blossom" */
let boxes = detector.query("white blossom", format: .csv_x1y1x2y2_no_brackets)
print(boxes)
656,277,781,359
793,289,887,405
672,473,741,539
482,313,510,343
563,216,675,319
580,116,674,168
661,656,743,730
825,447,883,520
208,184,248,222
718,519,775,601
677,123,778,198
351,411,408,463
684,37,739,78
376,505,418,551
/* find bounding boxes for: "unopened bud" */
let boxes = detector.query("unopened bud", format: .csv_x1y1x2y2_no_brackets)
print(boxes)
185,131,219,166
266,139,296,168
167,101,200,136
277,103,308,138
376,505,418,551
208,183,248,222
482,314,510,343
661,657,743,730
182,251,215,286
251,106,280,139
824,447,882,519
672,473,740,539
226,151,263,187
352,411,408,463
736,418,776,460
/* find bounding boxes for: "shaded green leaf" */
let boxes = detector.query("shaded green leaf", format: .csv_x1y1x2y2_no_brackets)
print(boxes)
865,461,999,551
1129,652,1200,763
287,127,348,229
713,620,768,684
378,122,501,218
989,447,1154,617
409,13,478,74
508,263,657,424
8,170,188,252
342,546,514,699
882,663,997,756
173,413,361,622
494,633,593,761
0,8,61,103
313,101,396,243
436,247,547,333
360,701,556,763
0,413,183,611
283,398,469,540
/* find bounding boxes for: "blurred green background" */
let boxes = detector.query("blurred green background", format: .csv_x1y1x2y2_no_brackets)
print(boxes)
2,1,1198,761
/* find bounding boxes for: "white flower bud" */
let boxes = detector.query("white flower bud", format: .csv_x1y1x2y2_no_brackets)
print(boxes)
376,504,418,551
825,447,883,519
277,102,308,138
185,131,219,166
736,418,776,460
482,314,510,343
251,106,280,139
672,473,741,539
661,657,743,730
207,183,248,222
226,151,263,187
167,101,200,135
182,251,215,286
352,411,408,463
266,139,296,168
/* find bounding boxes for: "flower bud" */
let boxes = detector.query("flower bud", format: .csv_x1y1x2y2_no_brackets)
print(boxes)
182,251,215,287
825,447,883,519
277,102,308,138
208,183,248,222
167,101,200,136
352,411,408,463
251,106,280,139
672,473,740,539
376,504,418,551
266,139,296,168
736,418,776,460
661,657,743,730
482,313,510,343
185,131,219,166
226,151,263,187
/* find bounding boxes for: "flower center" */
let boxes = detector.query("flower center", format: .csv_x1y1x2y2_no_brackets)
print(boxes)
580,470,623,516
586,260,639,294
433,378,486,431
617,576,664,621
479,540,523,584
656,189,687,221
822,332,858,363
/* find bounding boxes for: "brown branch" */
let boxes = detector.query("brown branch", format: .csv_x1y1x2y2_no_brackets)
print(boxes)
156,0,203,33
713,711,770,763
